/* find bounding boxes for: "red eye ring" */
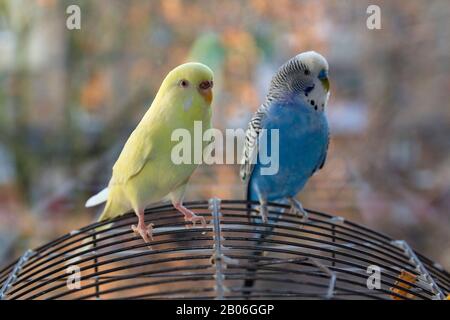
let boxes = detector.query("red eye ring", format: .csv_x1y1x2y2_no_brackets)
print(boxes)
179,79,189,88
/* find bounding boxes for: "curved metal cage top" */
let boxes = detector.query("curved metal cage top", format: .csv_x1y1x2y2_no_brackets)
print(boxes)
1,199,449,300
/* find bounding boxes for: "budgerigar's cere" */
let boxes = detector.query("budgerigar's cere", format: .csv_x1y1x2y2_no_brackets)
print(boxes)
85,62,214,245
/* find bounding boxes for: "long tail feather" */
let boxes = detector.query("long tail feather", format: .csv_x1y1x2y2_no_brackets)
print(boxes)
244,190,286,296
85,187,109,207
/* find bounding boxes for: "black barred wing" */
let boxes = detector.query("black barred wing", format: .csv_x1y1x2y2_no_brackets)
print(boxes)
240,104,269,182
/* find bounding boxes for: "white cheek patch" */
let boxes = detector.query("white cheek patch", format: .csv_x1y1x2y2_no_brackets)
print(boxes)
183,95,193,111
303,83,328,111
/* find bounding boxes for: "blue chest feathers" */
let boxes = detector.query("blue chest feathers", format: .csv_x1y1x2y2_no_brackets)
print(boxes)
249,101,329,201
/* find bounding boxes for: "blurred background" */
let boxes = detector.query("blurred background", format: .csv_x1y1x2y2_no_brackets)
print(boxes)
0,0,449,270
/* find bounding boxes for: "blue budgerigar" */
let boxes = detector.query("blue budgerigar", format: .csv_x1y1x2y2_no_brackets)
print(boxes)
241,51,330,223
241,51,330,292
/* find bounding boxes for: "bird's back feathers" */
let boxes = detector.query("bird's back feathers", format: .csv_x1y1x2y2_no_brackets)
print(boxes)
245,100,329,202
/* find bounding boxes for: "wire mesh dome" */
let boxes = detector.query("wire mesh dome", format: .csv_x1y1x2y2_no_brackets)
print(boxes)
1,199,449,300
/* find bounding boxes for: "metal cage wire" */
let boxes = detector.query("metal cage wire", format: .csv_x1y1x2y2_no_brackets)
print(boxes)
0,199,449,300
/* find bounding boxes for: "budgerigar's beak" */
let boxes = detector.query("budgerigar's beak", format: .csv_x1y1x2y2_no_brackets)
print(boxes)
198,80,213,105
318,69,330,92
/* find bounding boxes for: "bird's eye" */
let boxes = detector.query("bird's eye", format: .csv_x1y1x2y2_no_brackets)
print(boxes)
179,79,189,88
304,69,310,76
199,80,212,90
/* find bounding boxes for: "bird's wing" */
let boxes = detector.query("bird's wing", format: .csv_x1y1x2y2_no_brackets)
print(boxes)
110,128,154,185
313,132,329,174
240,103,269,182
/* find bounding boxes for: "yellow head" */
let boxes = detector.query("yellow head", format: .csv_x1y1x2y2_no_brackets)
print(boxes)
158,62,214,109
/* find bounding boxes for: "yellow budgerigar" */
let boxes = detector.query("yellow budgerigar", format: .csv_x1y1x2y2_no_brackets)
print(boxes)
85,62,214,244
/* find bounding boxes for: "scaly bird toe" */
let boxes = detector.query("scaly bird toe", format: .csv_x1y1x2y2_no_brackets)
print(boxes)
184,214,206,228
132,223,154,243
173,202,207,228
288,198,308,222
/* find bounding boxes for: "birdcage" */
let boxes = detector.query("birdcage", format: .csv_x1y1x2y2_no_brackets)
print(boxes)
0,199,449,300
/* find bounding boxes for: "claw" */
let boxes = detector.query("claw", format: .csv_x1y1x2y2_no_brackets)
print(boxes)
184,214,206,227
259,203,268,223
132,222,154,243
289,198,308,222
173,202,207,228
